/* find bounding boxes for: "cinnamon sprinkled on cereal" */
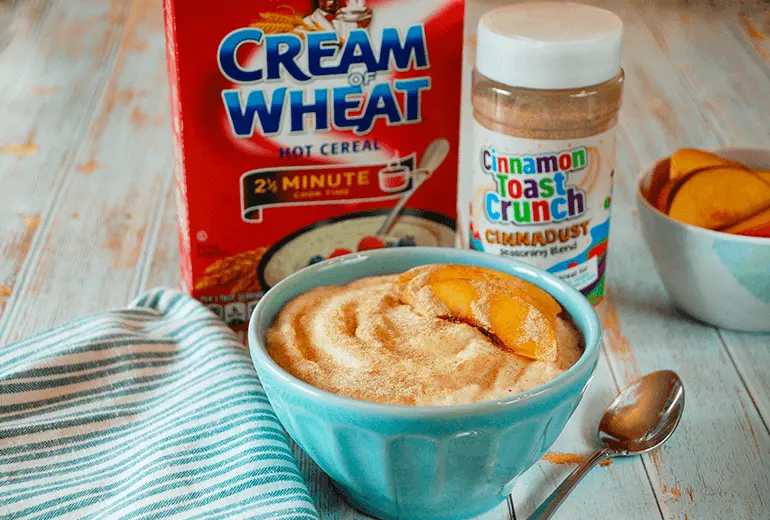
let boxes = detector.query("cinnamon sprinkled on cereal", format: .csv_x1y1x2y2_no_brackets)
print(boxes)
267,265,582,406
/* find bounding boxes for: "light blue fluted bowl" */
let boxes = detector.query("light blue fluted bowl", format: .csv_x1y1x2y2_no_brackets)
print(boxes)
248,247,602,520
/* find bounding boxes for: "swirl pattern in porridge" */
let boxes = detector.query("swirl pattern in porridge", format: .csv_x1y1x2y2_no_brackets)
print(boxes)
266,265,583,406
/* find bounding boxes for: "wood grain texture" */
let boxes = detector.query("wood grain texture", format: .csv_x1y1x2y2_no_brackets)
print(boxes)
725,1,770,73
719,330,770,438
141,181,181,291
633,0,770,147
1,0,769,519
0,0,173,342
598,0,723,157
0,0,132,333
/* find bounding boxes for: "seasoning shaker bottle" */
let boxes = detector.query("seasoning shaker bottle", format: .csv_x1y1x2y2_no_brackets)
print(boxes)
461,2,624,305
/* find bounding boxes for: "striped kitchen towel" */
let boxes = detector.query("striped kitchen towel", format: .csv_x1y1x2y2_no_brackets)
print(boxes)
0,289,319,520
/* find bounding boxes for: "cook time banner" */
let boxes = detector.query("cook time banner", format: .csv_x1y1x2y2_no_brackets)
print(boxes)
240,154,416,222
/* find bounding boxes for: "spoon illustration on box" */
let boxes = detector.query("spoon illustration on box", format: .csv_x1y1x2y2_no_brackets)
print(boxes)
376,138,451,237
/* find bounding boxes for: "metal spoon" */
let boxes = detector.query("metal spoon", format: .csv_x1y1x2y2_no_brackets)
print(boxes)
376,138,450,237
527,370,685,520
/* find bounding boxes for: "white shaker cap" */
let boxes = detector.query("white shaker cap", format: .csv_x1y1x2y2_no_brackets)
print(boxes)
476,2,623,90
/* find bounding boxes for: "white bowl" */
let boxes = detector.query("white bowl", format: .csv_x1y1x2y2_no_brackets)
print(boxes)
636,148,770,332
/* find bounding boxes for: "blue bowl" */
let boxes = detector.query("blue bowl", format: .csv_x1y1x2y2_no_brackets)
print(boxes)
248,247,602,520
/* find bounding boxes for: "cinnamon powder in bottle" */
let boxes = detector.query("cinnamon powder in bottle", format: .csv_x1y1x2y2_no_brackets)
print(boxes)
462,2,624,305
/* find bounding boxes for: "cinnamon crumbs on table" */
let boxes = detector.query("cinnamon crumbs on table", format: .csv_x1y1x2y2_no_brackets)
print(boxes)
541,452,613,466
541,453,585,465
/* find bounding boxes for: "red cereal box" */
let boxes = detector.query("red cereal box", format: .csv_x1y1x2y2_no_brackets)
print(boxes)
163,0,464,335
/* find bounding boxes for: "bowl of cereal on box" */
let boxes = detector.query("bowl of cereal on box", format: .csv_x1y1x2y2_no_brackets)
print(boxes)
637,148,770,332
256,208,455,290
249,247,601,520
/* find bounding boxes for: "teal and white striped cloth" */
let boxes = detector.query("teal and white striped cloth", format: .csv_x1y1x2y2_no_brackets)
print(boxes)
0,289,319,520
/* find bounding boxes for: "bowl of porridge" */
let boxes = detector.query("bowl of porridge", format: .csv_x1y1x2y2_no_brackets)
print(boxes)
248,247,601,520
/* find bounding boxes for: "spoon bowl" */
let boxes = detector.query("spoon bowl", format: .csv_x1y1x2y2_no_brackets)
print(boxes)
599,370,685,455
528,370,685,520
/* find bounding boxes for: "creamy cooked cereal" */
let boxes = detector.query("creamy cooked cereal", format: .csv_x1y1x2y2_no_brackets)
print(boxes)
266,272,582,406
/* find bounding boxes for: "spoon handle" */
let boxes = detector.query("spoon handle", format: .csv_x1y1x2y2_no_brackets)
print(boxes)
526,448,610,520
375,170,428,236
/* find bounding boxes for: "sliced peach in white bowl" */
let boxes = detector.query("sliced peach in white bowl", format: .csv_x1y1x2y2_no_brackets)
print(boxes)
637,148,770,332
648,148,770,235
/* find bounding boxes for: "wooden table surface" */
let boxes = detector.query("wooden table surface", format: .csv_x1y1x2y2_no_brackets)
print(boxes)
1,1,769,519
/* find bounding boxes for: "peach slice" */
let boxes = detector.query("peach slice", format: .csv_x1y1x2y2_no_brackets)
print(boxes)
722,205,770,238
395,265,560,361
655,179,681,214
668,167,770,230
755,170,770,187
419,278,557,362
488,292,557,362
429,278,476,317
436,265,561,318
646,158,672,207
395,264,561,319
668,148,746,182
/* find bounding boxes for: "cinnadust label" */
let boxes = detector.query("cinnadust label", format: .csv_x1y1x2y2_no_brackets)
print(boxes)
466,127,616,304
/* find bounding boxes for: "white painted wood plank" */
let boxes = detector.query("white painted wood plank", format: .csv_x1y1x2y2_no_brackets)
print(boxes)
724,1,770,75
719,331,770,437
142,183,181,291
0,0,131,330
598,0,724,159
633,0,770,148
0,0,173,342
